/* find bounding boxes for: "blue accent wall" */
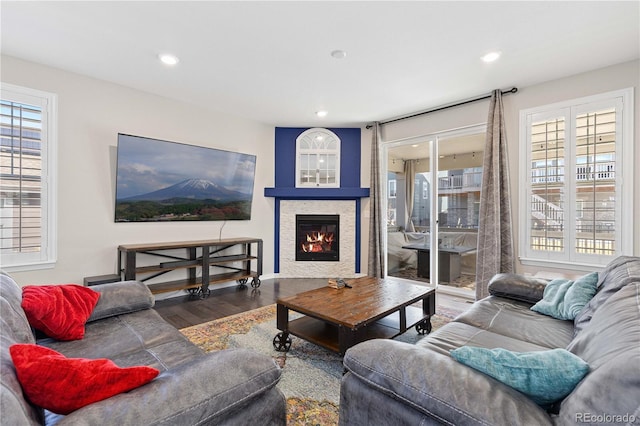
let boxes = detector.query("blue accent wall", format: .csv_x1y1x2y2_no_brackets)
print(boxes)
274,127,361,188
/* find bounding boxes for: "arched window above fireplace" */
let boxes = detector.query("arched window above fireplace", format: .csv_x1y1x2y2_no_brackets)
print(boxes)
295,128,341,188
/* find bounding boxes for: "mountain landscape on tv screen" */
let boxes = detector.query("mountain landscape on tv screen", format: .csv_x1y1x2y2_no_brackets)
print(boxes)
116,179,252,222
124,179,250,202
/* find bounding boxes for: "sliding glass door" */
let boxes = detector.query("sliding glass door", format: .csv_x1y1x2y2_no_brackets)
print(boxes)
385,125,484,293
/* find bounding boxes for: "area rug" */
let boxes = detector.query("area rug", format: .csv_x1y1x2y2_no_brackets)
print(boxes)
180,304,457,426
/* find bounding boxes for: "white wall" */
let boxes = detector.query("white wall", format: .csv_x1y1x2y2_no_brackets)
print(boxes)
374,59,640,275
1,56,275,285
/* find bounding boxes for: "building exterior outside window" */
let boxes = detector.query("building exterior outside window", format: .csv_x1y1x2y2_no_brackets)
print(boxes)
0,83,57,271
411,168,482,230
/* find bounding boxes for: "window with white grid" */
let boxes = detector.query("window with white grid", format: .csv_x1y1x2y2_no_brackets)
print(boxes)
519,88,633,268
0,83,57,270
295,128,340,188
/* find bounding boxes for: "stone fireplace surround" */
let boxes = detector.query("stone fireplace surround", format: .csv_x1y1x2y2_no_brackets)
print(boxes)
280,200,355,278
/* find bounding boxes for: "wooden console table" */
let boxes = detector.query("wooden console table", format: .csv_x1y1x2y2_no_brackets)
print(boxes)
118,238,262,298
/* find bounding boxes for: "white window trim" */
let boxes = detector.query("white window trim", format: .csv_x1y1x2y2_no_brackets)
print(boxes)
1,82,58,272
518,88,633,271
295,128,341,188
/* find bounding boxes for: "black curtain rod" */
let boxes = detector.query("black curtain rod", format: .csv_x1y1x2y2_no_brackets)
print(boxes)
365,87,518,129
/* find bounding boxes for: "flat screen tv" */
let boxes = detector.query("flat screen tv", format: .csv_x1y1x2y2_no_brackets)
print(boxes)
115,133,256,222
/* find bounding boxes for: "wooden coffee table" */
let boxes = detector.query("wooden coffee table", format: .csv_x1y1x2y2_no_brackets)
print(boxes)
273,276,435,355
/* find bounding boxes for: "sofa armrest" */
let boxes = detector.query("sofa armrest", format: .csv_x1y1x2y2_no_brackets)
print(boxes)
343,339,552,426
488,273,548,304
49,348,284,425
87,280,154,322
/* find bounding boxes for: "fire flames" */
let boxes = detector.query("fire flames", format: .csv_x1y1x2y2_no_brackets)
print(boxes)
301,231,335,253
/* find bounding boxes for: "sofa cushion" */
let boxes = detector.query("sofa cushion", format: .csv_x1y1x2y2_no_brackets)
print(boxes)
45,348,285,426
574,256,640,334
560,282,640,423
40,308,204,371
0,274,35,345
22,284,99,341
418,321,554,356
488,273,548,304
530,272,598,320
450,347,589,406
1,273,42,425
88,280,154,322
452,296,575,349
10,344,159,415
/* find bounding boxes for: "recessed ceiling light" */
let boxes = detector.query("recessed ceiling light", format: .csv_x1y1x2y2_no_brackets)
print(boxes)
412,144,419,148
481,51,501,63
316,110,328,118
158,53,179,66
330,50,347,59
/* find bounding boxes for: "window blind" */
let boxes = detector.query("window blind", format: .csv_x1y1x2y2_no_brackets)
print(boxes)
0,100,43,255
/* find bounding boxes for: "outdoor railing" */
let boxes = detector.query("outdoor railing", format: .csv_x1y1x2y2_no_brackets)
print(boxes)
531,161,615,184
438,172,482,190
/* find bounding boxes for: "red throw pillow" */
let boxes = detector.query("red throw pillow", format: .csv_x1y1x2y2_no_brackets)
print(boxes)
10,344,159,415
21,284,100,341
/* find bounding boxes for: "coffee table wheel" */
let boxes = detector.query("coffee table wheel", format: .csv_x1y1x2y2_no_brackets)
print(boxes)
273,332,292,352
415,318,432,335
251,277,261,288
197,287,211,299
237,278,248,287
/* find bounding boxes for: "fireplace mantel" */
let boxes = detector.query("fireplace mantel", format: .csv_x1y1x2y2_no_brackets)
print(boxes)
264,187,369,200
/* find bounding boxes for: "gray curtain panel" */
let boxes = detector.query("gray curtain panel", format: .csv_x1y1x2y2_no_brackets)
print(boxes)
403,160,416,232
368,122,385,278
475,90,515,299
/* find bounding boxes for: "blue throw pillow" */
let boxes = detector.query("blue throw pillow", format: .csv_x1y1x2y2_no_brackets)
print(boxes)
450,347,589,406
530,272,598,320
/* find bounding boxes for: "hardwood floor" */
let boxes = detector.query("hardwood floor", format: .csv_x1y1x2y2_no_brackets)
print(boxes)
154,277,472,329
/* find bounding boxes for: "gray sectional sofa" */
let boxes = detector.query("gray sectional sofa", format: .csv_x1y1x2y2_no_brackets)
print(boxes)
0,273,286,425
339,256,640,425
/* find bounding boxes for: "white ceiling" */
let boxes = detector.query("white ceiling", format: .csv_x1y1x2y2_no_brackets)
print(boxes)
2,1,638,128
